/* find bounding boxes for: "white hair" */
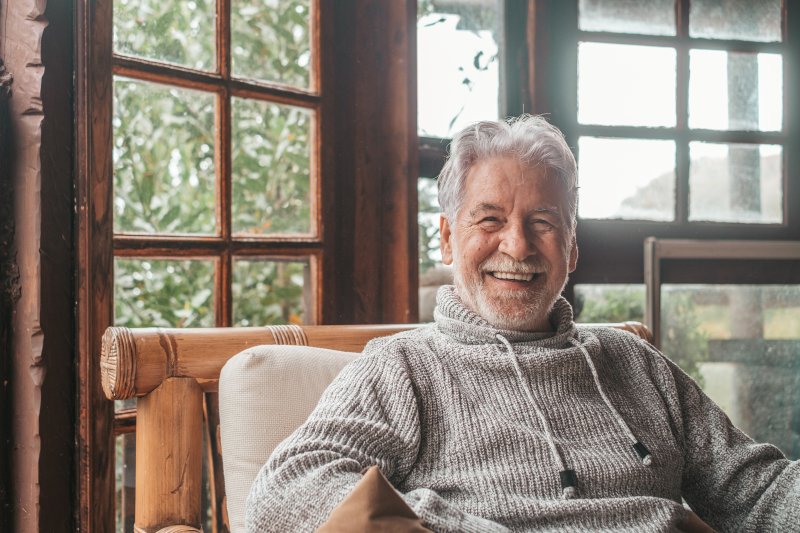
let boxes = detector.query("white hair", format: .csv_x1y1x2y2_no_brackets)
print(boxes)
437,114,578,235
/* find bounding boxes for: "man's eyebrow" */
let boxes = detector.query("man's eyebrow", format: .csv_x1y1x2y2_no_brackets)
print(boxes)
530,206,561,217
468,203,504,217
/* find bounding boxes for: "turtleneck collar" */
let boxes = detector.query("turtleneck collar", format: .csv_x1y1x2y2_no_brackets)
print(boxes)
433,285,577,347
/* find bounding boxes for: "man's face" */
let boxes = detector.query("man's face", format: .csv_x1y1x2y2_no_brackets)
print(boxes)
440,157,578,331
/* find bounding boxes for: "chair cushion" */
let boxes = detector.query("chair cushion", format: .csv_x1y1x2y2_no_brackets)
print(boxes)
219,344,359,532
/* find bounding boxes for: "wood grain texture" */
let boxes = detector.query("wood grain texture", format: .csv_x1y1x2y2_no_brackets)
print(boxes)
135,378,204,532
0,55,15,533
319,0,418,326
100,322,653,400
75,0,116,530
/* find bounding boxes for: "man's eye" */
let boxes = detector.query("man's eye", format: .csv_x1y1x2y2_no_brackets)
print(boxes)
478,217,501,228
532,219,554,229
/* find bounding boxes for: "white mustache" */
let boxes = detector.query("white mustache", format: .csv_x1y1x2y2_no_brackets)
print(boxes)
479,257,549,275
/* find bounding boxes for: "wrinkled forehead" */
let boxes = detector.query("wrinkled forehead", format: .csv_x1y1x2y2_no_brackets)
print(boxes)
459,158,571,214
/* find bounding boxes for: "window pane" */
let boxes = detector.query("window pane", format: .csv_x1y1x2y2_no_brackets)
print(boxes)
419,177,451,322
232,98,313,235
417,0,500,137
578,137,675,221
115,433,135,533
574,284,645,323
114,78,216,235
232,259,308,326
690,0,782,42
578,43,676,127
579,0,675,36
113,0,215,70
689,142,782,223
114,258,215,327
661,285,800,459
689,50,783,131
232,0,312,88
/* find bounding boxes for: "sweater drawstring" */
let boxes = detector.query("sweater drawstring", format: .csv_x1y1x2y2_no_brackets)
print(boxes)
496,334,578,499
569,337,653,467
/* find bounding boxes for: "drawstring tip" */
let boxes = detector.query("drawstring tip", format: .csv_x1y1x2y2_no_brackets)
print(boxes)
559,469,577,499
633,441,652,466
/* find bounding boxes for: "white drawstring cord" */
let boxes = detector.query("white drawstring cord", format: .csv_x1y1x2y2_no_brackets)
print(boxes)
569,337,653,466
497,334,578,499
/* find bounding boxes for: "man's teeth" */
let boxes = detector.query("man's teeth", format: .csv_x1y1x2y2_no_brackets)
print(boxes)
491,272,535,282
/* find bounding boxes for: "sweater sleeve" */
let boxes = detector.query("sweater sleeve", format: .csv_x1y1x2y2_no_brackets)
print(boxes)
245,350,509,533
660,356,800,532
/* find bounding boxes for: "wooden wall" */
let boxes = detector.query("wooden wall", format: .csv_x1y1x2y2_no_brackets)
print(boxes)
2,0,76,530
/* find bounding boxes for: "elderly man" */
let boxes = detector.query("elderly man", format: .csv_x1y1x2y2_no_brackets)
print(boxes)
246,115,799,532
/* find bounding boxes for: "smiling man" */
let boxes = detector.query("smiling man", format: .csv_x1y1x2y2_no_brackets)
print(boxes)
246,116,799,532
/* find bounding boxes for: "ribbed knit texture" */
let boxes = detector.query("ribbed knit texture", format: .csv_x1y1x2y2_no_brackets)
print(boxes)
246,286,800,532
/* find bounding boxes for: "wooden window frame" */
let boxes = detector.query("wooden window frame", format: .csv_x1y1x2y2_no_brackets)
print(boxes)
76,1,419,531
418,0,800,297
538,0,800,292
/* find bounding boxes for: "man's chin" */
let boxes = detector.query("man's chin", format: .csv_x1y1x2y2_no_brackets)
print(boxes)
476,298,553,332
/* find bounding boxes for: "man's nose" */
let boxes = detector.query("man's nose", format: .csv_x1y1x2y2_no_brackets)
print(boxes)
498,222,535,261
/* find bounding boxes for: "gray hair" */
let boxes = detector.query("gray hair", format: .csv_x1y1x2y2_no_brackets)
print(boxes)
437,114,578,235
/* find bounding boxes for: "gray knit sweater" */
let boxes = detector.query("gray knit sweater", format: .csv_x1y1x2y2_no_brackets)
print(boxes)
246,286,799,532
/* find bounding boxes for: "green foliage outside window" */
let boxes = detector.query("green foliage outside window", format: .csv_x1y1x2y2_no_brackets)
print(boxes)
114,79,216,235
112,0,313,329
114,0,215,70
576,285,708,385
232,0,312,87
233,260,307,326
232,99,312,235
114,258,215,328
418,178,442,274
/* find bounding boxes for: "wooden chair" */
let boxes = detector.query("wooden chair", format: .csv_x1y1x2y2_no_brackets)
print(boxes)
100,321,653,533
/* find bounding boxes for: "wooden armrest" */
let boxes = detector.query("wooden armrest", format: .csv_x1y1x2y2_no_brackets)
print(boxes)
100,322,652,400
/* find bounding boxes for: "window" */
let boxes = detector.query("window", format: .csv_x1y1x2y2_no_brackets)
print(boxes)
77,2,418,531
644,239,800,459
416,0,532,319
575,0,785,227
110,1,318,529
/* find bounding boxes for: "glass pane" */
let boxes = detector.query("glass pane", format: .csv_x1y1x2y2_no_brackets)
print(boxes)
579,0,675,36
578,137,675,220
578,43,676,127
114,258,215,327
417,0,500,137
113,0,215,70
232,259,308,326
418,177,451,323
690,0,782,42
114,78,216,235
232,98,313,235
661,285,800,459
574,284,645,323
115,433,135,533
232,0,312,88
689,142,782,223
689,50,783,131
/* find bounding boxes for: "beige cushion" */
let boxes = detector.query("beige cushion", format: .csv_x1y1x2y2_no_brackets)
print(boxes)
219,344,359,533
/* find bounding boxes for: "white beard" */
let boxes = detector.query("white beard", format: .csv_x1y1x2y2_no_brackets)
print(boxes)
453,255,567,331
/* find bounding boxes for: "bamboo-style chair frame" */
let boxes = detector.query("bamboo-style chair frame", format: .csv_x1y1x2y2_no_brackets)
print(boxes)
100,321,653,532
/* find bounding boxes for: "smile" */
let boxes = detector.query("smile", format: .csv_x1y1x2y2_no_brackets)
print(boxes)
489,271,537,282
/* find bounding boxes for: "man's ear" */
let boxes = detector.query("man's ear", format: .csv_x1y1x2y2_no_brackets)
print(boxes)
568,236,579,273
440,215,453,265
